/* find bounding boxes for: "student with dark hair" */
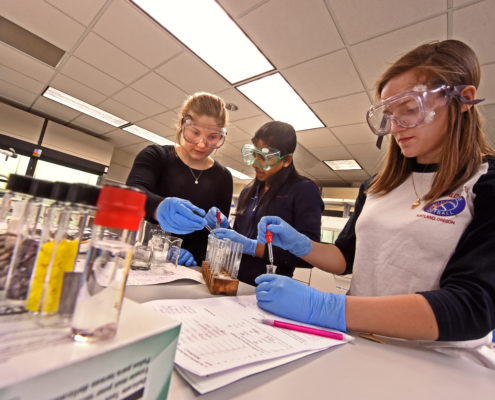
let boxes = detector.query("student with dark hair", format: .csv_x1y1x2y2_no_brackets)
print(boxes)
255,40,495,368
214,120,323,285
126,92,233,266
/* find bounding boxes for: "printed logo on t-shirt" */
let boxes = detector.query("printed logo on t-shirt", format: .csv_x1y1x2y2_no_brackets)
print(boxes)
424,196,466,217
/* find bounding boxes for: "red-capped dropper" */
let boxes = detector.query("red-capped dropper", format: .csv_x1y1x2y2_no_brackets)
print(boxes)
265,224,275,273
216,210,221,229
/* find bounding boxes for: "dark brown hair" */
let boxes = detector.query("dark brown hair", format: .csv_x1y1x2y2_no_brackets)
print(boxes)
368,40,494,204
236,121,315,215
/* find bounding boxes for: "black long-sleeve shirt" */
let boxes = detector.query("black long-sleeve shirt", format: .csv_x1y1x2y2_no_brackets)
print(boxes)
234,177,324,285
126,145,233,263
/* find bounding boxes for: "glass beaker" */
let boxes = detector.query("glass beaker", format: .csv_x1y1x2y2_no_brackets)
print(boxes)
164,236,182,273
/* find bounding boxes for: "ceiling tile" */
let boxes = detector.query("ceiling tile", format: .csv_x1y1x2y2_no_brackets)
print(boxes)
74,33,148,84
327,0,445,44
453,1,495,65
1,0,86,50
94,1,183,68
225,125,252,144
0,79,39,107
152,110,180,130
215,142,242,161
309,145,353,160
31,96,81,122
155,52,230,95
345,142,386,174
311,92,371,127
478,63,495,105
333,169,370,184
217,0,268,18
118,140,153,155
332,123,375,145
0,42,55,82
102,128,148,148
98,98,145,124
0,64,45,95
60,57,124,96
134,118,176,139
239,0,343,68
50,73,107,105
297,127,340,149
230,115,272,136
303,162,341,180
70,114,115,135
46,0,107,26
350,16,447,90
217,88,264,121
112,87,164,116
131,72,186,109
293,144,325,170
283,49,364,103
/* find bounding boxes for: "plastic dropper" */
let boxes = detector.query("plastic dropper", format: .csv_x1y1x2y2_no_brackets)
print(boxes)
265,224,276,274
192,209,217,237
216,210,221,229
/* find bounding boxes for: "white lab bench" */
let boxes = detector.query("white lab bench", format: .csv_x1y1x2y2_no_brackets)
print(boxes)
125,278,495,400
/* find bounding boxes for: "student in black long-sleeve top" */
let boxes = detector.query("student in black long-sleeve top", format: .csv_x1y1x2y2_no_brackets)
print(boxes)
126,92,233,266
213,121,323,285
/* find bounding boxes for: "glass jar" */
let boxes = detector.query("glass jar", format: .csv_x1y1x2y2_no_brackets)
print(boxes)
71,184,145,342
29,184,100,327
25,181,71,313
0,174,34,300
3,179,54,305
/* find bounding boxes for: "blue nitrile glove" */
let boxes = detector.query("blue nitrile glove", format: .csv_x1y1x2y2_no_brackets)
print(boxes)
205,207,230,229
156,197,206,234
178,248,197,267
213,228,257,257
255,274,346,332
257,216,312,258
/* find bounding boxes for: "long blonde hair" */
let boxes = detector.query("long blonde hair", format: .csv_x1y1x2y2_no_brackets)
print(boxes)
368,40,494,204
175,92,228,142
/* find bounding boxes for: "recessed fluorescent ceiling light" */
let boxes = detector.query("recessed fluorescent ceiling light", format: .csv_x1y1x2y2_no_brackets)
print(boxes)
131,0,273,83
324,160,362,171
123,125,176,146
237,73,324,131
43,87,128,127
227,167,252,180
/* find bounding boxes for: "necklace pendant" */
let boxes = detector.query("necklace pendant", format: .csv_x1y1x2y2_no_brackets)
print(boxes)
195,180,198,184
411,199,421,209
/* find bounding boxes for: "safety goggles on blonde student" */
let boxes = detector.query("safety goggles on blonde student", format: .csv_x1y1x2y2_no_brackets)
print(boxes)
182,117,227,149
366,84,483,149
242,144,291,171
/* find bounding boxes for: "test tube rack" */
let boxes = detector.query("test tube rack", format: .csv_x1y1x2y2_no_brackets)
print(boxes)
202,235,243,296
201,261,239,296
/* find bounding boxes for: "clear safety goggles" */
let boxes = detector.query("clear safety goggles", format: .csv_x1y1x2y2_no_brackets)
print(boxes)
366,84,484,149
241,144,290,171
182,118,227,149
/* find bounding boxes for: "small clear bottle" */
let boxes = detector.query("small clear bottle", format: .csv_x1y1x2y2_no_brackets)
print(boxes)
35,183,100,326
4,179,55,305
0,174,34,300
71,184,145,342
25,181,71,313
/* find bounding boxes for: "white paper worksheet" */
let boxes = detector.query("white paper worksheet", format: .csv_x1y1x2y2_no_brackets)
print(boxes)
144,295,351,377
